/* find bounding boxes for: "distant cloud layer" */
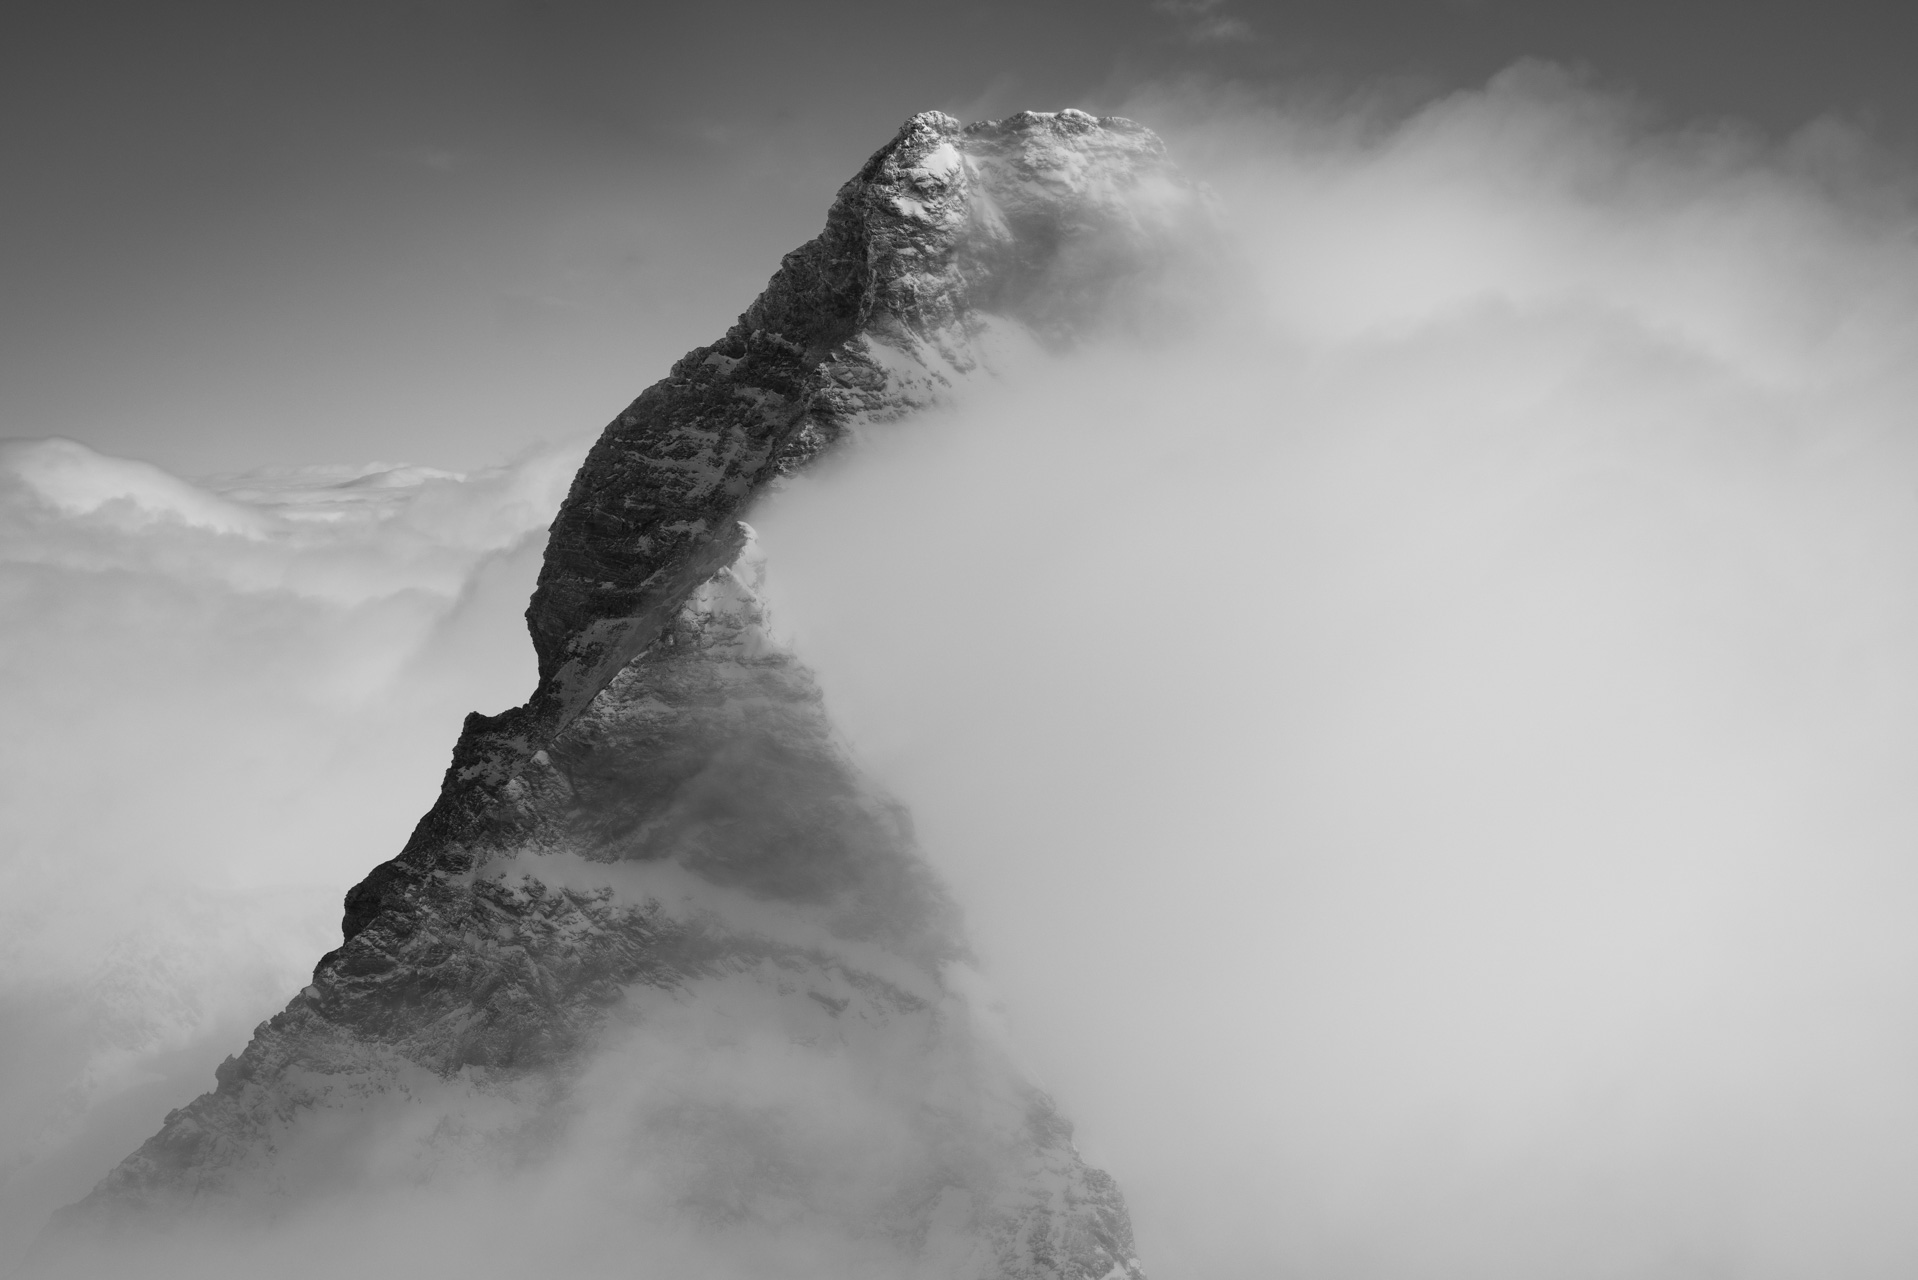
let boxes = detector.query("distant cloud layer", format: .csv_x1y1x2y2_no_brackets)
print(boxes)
0,437,583,1261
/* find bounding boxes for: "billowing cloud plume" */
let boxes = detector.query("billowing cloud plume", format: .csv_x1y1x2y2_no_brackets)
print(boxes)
749,66,1918,1280
12,62,1918,1280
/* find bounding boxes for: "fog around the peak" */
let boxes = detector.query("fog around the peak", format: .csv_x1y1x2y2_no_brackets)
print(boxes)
9,62,1918,1279
754,67,1918,1278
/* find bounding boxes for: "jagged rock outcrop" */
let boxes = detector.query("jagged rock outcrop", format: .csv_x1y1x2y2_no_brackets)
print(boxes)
39,109,1196,1279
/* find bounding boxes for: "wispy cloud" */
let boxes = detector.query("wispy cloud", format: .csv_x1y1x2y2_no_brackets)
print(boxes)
1152,0,1254,44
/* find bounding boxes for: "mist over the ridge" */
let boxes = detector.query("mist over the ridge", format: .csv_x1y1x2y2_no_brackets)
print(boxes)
752,67,1918,1279
9,63,1918,1280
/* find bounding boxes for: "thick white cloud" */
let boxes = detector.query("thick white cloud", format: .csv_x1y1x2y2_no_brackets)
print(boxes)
0,436,583,1262
750,66,1918,1280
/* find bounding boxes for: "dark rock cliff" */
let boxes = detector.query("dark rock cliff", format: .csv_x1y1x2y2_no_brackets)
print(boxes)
42,109,1195,1280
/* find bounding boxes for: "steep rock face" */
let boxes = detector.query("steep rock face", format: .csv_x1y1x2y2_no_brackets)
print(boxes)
44,110,1193,1279
518,107,1182,733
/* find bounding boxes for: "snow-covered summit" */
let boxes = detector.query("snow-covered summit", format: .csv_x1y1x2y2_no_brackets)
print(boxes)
521,108,1200,737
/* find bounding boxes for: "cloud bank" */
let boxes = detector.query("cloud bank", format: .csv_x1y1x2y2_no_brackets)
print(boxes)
11,62,1918,1280
0,436,582,1264
751,66,1918,1280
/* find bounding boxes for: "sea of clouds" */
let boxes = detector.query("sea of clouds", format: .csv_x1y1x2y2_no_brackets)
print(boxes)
0,436,585,1262
8,61,1918,1279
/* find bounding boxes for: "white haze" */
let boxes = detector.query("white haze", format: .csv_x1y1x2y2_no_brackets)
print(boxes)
0,437,583,1265
755,66,1918,1278
8,61,1918,1279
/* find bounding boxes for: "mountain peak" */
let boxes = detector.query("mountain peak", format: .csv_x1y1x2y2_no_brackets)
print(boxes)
38,111,1190,1279
521,108,1187,734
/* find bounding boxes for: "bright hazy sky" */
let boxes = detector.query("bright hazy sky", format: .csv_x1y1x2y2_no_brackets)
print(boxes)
4,0,1916,472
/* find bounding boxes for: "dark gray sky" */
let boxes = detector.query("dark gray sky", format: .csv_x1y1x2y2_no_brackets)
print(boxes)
6,0,1915,472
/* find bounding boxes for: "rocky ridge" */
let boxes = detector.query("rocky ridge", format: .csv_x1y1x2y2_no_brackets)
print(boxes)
43,109,1196,1279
